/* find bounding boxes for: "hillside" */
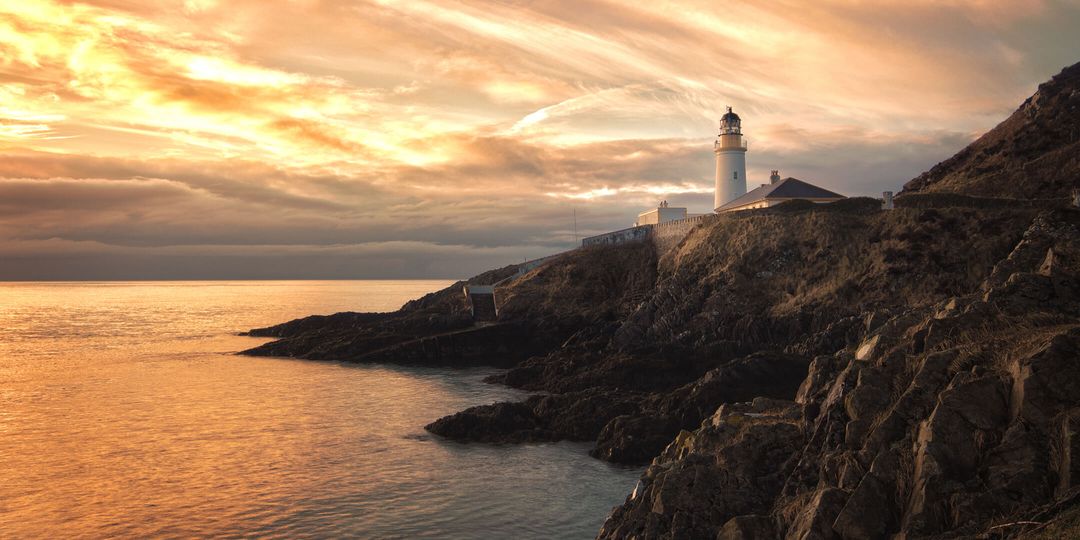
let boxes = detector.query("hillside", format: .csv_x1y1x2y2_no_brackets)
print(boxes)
901,61,1080,199
240,62,1080,539
587,64,1080,539
597,207,1080,539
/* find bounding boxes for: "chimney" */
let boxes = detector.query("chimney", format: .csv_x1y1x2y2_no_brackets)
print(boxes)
769,170,781,184
882,191,895,210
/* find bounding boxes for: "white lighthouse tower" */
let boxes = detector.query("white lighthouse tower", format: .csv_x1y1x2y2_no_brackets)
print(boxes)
714,106,748,210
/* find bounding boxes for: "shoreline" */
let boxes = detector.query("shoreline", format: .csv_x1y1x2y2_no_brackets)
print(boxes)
236,63,1080,538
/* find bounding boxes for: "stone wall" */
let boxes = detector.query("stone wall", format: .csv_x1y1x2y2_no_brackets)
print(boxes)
651,214,716,253
515,253,565,276
582,214,716,253
582,225,652,247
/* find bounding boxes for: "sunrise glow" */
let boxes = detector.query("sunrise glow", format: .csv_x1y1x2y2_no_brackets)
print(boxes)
1,0,1078,278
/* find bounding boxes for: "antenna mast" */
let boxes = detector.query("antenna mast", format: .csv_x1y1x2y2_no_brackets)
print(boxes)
573,208,578,245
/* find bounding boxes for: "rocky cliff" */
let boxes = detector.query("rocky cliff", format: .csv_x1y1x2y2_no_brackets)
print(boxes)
598,208,1080,539
588,63,1080,540
241,61,1080,538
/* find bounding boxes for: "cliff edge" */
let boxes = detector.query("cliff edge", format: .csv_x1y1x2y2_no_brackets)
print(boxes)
240,61,1080,539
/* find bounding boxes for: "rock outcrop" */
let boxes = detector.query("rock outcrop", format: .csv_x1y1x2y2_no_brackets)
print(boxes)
241,242,656,366
425,389,644,444
443,203,1037,464
598,208,1080,539
240,61,1080,539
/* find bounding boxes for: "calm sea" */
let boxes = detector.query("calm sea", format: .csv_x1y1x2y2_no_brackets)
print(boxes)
0,281,640,539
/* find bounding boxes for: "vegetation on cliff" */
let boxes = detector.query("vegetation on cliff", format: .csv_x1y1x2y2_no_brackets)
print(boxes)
242,61,1080,538
901,61,1080,199
599,208,1080,539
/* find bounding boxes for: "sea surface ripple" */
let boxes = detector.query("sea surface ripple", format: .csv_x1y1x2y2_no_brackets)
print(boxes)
0,281,642,539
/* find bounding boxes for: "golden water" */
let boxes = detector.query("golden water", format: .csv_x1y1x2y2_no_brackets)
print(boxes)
0,281,640,538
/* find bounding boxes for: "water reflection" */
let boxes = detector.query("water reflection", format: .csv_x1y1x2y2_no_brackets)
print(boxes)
0,281,641,538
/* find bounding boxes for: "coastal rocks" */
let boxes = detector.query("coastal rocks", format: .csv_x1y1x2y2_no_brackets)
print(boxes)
233,62,1080,539
495,241,658,329
490,347,714,394
612,202,1037,370
592,414,681,464
716,515,777,540
599,218,1080,536
655,352,812,426
424,402,547,443
830,447,905,539
1052,409,1080,496
459,350,813,465
246,320,560,368
424,389,644,445
597,399,804,539
530,390,643,440
1009,328,1080,426
780,487,849,540
244,311,394,338
337,323,558,368
240,242,661,367
366,210,1070,482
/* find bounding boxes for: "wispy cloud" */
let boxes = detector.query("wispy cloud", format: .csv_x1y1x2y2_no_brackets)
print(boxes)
0,0,1077,278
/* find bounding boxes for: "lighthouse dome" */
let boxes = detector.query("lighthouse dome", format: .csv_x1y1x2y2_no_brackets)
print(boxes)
719,106,741,134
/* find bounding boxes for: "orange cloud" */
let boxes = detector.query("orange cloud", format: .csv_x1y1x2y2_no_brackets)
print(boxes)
0,0,1077,278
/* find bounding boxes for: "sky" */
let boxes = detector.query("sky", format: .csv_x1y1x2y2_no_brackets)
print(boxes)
1,0,1079,280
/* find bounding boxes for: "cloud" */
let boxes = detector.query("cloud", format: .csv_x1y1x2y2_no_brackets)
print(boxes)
0,0,1077,278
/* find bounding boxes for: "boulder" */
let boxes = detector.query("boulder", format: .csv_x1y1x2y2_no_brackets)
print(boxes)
423,401,548,443
592,414,681,464
716,515,777,540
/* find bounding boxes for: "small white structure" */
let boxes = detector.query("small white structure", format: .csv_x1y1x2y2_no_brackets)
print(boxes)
714,106,748,211
635,200,687,226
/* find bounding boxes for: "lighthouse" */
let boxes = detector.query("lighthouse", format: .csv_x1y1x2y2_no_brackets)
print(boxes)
714,106,748,211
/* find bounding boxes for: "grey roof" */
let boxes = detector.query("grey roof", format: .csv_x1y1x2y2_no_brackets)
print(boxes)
716,177,845,211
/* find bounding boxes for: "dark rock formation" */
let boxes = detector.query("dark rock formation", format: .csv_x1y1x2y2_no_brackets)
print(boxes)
591,352,812,464
239,61,1080,539
598,209,1080,539
241,242,657,366
591,63,1080,538
248,321,558,368
599,398,805,539
592,414,682,464
425,389,644,444
423,401,549,444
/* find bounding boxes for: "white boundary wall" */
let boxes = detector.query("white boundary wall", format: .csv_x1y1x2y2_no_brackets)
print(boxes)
581,213,717,253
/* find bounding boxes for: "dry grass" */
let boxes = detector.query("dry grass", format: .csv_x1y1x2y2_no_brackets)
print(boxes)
929,310,1079,370
496,241,658,324
665,205,1038,319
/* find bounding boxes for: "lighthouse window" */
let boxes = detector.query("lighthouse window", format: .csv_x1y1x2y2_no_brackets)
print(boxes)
733,171,738,180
